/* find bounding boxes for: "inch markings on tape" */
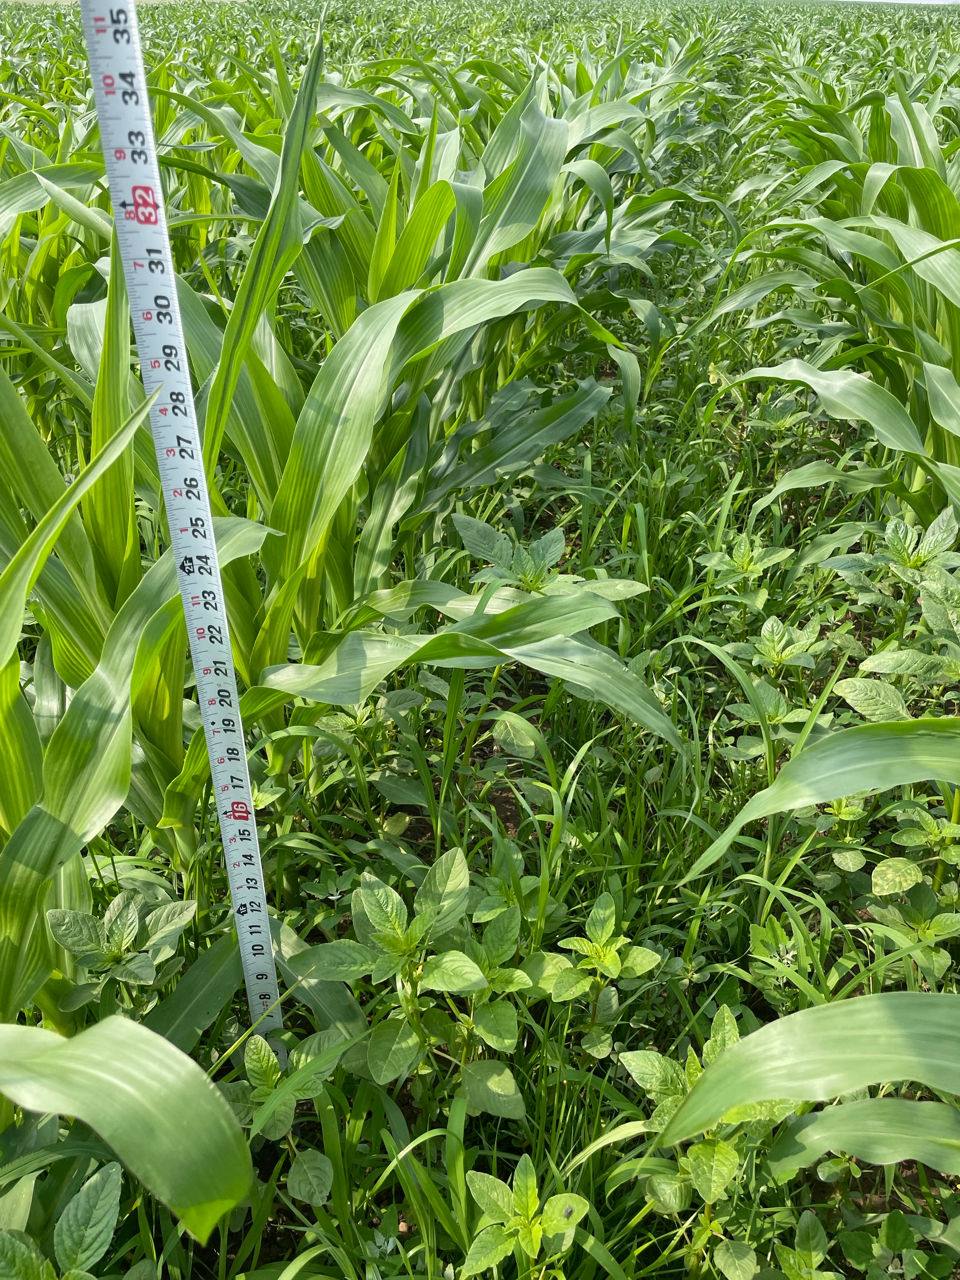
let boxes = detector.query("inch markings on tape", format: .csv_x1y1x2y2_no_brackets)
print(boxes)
80,0,283,1038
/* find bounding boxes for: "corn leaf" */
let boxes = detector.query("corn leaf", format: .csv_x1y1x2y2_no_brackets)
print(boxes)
0,397,151,671
0,1017,250,1241
684,718,960,880
660,992,960,1145
769,1099,960,1180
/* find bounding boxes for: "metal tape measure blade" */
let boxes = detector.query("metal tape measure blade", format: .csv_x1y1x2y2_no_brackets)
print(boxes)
80,0,282,1035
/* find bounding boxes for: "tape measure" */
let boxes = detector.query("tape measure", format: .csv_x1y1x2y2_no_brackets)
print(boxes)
80,0,283,1039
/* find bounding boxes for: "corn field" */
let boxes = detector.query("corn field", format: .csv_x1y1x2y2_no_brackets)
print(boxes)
4,0,960,1276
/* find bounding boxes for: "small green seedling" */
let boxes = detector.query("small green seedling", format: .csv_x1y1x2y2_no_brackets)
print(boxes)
462,1154,589,1276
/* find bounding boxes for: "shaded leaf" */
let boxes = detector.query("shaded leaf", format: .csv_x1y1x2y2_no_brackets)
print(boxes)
368,1019,420,1085
53,1163,121,1273
683,1138,740,1203
473,1001,519,1052
287,1150,333,1206
461,1060,525,1119
714,1239,758,1280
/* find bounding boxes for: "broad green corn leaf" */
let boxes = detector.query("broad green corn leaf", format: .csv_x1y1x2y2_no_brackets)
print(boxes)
659,992,960,1144
202,23,326,478
0,656,42,836
85,230,140,609
0,1017,250,1241
0,396,151,671
685,718,960,879
768,1098,960,1180
744,360,925,455
367,160,401,300
379,179,456,297
268,268,578,585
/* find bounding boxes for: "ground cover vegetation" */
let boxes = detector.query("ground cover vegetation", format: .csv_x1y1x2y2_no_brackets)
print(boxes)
3,0,960,1274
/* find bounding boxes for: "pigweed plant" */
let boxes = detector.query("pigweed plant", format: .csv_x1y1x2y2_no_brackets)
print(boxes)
4,0,960,1277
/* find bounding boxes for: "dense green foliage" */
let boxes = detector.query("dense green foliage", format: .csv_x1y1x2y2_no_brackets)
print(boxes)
4,0,960,1276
